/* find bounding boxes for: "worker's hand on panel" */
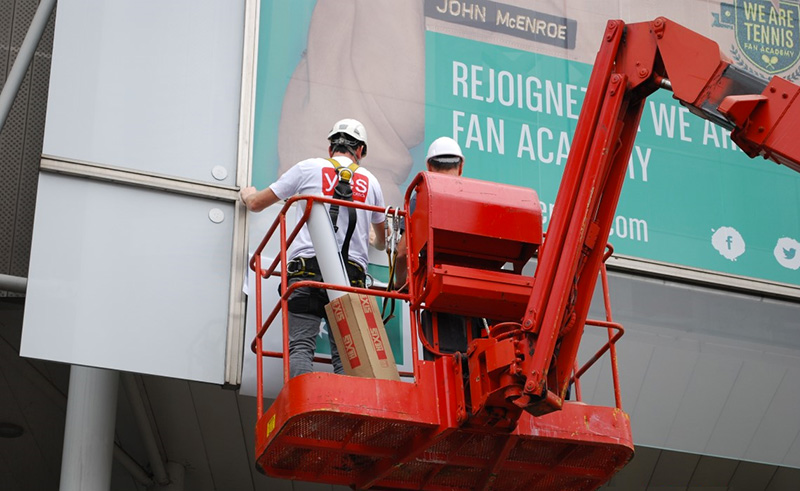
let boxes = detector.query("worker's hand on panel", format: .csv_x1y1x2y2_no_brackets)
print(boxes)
240,186,257,210
239,186,258,211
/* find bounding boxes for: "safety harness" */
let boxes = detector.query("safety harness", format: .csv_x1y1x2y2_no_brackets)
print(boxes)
284,257,366,317
327,158,360,262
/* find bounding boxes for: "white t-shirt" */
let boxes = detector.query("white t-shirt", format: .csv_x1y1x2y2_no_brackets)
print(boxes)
269,155,385,269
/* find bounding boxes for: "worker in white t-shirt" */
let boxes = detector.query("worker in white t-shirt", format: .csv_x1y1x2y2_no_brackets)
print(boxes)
241,118,386,377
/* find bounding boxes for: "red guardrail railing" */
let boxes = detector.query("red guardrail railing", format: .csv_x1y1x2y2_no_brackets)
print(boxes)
248,195,625,417
248,195,408,417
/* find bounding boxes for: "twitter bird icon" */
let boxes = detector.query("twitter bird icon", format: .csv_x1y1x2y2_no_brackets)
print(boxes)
775,237,800,270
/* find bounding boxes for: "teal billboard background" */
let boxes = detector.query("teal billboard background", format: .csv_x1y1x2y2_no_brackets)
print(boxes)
254,0,800,291
425,31,800,287
252,1,315,187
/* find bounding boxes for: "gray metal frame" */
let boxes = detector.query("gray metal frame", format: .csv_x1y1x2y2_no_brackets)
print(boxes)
225,0,261,387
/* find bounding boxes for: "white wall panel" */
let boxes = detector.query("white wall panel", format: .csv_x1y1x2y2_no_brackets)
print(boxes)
630,345,699,446
612,336,655,416
784,430,800,468
664,354,741,453
42,0,244,185
745,366,800,465
705,360,787,459
21,174,233,383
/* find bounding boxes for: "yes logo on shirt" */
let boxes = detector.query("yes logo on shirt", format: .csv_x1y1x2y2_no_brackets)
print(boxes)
321,168,369,202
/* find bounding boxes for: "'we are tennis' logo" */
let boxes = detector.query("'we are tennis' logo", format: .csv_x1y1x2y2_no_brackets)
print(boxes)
713,1,800,77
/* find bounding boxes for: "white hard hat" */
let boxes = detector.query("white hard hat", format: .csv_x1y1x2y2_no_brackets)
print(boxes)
426,137,464,162
328,118,368,156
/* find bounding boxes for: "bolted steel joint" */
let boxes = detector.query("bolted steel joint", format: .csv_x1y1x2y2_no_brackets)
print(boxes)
609,75,621,96
653,17,666,38
606,20,618,42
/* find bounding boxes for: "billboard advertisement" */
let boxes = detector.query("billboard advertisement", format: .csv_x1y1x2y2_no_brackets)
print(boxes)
242,0,800,394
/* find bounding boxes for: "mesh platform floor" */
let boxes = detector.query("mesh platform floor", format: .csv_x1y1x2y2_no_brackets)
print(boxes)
256,408,633,491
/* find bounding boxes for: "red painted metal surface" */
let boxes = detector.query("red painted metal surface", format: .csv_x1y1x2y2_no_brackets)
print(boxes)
720,78,800,174
254,365,633,491
251,194,633,489
406,172,541,321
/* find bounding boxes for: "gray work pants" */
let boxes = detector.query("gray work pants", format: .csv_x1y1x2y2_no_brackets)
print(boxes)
286,277,344,378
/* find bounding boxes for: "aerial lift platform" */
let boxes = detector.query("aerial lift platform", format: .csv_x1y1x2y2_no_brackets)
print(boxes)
249,17,800,490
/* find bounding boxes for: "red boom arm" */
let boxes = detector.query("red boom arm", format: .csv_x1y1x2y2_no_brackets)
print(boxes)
513,17,800,416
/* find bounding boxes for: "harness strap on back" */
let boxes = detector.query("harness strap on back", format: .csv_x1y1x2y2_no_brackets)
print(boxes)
327,159,360,261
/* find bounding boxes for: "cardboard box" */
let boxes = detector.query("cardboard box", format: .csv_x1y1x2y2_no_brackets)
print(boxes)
325,293,400,381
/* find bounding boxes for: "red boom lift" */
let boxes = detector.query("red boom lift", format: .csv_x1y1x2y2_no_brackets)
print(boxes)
250,18,800,490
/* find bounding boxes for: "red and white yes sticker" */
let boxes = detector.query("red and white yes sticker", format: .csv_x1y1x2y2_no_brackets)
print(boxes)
321,168,369,202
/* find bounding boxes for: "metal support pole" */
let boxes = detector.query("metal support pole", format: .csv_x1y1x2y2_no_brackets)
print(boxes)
121,373,169,485
307,201,350,300
0,0,57,133
0,273,27,293
59,366,119,491
154,462,185,491
112,444,155,488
